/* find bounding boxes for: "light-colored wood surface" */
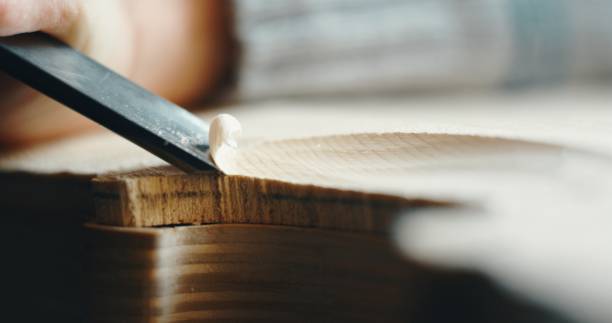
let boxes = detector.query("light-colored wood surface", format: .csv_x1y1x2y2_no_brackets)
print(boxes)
3,86,612,175
211,132,571,200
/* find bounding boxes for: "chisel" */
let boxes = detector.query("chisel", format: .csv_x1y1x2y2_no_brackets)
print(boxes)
0,32,215,172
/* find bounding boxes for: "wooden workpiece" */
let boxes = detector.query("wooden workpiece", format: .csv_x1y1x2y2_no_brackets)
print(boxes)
4,93,608,322
0,161,444,322
92,166,440,230
0,163,563,323
85,223,421,322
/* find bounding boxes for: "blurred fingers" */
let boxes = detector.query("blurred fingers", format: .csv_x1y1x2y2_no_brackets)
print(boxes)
0,0,81,36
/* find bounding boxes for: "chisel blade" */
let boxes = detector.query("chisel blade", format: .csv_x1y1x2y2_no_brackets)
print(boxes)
0,32,215,172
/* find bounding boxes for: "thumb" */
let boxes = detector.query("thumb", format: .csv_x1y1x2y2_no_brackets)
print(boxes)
0,0,135,77
0,0,80,36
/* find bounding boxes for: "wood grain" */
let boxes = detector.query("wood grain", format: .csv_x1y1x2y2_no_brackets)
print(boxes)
84,223,422,322
1,92,608,322
84,223,566,323
0,210,571,323
91,166,444,231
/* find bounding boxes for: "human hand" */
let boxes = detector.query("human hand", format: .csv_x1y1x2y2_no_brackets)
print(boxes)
0,0,228,147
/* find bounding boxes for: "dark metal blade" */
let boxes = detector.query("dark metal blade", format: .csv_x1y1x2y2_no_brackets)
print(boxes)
0,32,214,172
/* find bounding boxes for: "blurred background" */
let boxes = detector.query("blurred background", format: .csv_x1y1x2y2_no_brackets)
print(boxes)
234,0,612,98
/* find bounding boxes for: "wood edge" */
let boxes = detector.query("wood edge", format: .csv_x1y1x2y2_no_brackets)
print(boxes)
90,166,453,231
92,176,138,226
